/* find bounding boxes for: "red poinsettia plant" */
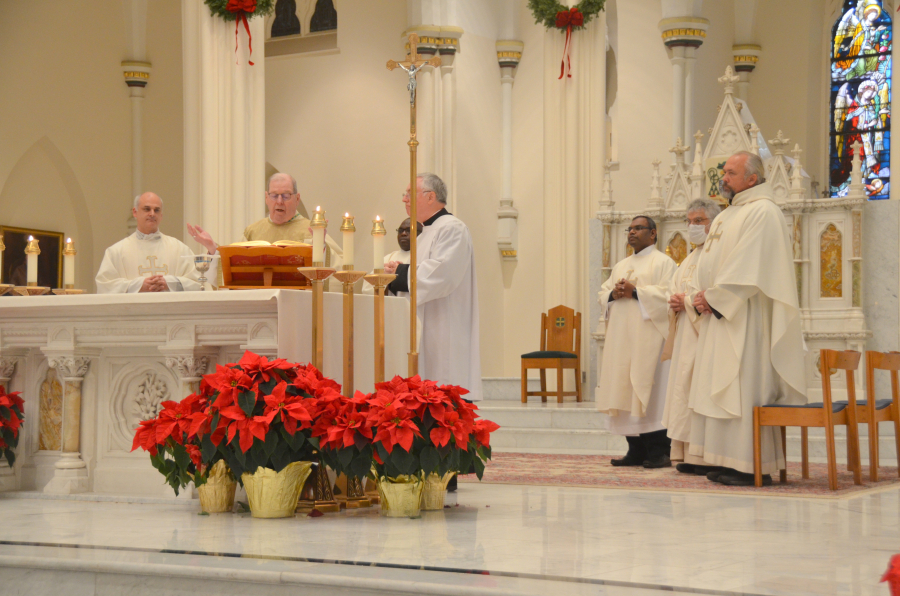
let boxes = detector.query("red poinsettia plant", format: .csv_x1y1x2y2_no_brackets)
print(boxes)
0,385,24,467
317,375,499,481
132,351,339,494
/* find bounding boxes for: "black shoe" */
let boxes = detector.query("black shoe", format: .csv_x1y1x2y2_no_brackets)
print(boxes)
676,463,699,474
643,455,671,469
707,468,736,483
446,475,457,492
718,472,772,487
611,453,646,467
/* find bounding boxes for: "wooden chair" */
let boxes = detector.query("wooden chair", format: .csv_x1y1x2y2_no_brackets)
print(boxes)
856,351,900,482
753,349,862,490
520,305,581,404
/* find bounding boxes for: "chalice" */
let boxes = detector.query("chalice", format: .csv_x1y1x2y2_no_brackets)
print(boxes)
188,255,218,291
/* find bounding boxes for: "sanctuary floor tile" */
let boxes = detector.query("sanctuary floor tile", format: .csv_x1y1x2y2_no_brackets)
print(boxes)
0,483,896,596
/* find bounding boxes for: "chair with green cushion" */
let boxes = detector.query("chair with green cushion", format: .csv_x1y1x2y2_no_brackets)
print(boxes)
520,305,581,404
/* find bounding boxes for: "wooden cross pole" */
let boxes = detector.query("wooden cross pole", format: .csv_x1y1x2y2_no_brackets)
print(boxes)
387,33,441,377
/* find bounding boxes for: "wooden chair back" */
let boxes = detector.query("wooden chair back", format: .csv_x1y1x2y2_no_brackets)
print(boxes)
866,351,900,405
541,305,581,357
820,349,862,486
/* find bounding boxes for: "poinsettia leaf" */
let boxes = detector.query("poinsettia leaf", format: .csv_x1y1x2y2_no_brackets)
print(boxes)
436,443,450,459
258,377,278,396
337,447,354,469
353,431,369,451
201,435,217,463
0,406,10,420
263,432,280,459
419,445,440,476
349,450,372,480
271,445,292,472
172,444,190,472
220,447,244,479
473,455,486,480
448,447,460,472
307,436,319,450
4,448,14,468
232,442,247,467
238,390,257,418
391,447,414,476
280,426,304,451
0,428,13,446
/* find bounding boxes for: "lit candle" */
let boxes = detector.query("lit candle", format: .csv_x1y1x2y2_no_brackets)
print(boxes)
63,238,76,288
372,216,386,272
310,206,326,265
340,213,355,269
25,236,40,286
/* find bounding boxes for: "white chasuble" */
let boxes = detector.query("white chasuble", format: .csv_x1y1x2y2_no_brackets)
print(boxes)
596,245,676,435
687,182,806,475
405,214,482,401
96,232,204,294
660,246,704,460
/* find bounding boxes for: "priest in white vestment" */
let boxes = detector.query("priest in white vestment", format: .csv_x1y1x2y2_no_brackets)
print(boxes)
689,151,806,486
362,217,421,298
96,193,207,294
383,173,482,401
659,198,722,475
596,216,677,468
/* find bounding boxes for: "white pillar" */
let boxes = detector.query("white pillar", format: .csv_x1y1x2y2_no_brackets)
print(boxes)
671,46,686,148
182,0,266,249
658,18,708,147
497,41,523,260
683,47,695,146
438,28,462,213
732,45,761,104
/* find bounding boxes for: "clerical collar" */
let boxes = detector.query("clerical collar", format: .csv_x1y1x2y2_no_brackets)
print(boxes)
136,231,162,241
268,212,302,225
423,208,450,227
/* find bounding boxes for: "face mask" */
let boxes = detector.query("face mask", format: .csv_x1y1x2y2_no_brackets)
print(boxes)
688,224,708,245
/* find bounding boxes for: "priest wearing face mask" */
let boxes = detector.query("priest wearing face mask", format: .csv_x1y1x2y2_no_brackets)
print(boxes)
96,192,206,294
659,198,722,475
596,216,677,468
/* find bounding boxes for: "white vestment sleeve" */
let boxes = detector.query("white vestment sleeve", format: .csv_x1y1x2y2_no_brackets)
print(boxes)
409,223,471,305
95,247,144,294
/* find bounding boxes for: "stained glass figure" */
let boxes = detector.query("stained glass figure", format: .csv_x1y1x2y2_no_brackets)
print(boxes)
830,0,891,200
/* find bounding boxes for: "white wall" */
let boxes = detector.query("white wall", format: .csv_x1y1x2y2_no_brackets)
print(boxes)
0,0,184,292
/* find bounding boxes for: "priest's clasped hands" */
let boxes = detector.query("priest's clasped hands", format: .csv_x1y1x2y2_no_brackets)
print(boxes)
140,275,169,293
383,261,400,274
692,290,712,314
611,278,636,300
668,292,686,313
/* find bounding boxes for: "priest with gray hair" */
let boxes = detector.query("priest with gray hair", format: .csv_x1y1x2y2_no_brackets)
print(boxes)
688,150,807,486
660,197,721,475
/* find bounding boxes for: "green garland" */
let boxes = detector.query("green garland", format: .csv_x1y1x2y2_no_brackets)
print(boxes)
204,0,275,22
528,0,605,31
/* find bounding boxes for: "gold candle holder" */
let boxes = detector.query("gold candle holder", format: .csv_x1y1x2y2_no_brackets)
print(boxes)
363,272,397,384
340,214,356,272
296,462,341,514
297,266,336,371
16,237,49,295
51,289,86,295
332,269,366,397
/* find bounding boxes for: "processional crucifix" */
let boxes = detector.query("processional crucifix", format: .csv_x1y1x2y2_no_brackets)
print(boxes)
387,34,441,376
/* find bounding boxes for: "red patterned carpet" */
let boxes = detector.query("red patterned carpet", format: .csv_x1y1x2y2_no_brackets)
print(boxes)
458,452,900,498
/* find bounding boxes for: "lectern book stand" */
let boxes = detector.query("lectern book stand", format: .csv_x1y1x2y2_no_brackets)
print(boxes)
218,242,313,290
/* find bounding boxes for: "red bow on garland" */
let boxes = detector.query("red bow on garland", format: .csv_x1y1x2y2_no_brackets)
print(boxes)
227,0,257,65
556,7,583,79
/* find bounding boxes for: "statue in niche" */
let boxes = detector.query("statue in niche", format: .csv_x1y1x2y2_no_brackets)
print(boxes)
309,0,337,33
38,368,63,451
271,0,301,38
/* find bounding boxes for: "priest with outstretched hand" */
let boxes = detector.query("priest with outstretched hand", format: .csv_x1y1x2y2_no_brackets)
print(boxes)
383,173,482,401
596,216,677,468
96,193,207,294
688,151,806,487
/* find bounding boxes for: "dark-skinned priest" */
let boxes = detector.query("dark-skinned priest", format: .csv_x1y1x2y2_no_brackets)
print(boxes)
689,151,806,486
596,216,677,468
383,173,482,401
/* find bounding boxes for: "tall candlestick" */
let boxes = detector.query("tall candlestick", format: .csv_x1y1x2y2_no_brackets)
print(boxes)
0,233,5,283
340,213,355,270
25,236,40,286
310,206,326,265
63,238,76,289
372,216,386,273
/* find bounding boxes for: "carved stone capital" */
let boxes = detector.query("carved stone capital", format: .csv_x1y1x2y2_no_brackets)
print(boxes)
48,356,91,380
0,358,17,382
165,355,210,380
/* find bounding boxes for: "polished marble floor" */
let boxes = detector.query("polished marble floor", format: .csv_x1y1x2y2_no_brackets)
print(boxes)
0,482,897,595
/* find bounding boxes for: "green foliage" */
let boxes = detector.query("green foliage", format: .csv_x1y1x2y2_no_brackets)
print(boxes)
204,0,275,22
527,0,605,31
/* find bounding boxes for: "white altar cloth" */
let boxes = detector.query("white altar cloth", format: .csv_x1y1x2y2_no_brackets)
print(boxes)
0,289,408,496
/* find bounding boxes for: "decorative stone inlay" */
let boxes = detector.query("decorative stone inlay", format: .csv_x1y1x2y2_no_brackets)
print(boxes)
819,223,843,298
49,356,91,380
165,356,210,380
195,325,247,336
133,372,171,422
39,368,63,451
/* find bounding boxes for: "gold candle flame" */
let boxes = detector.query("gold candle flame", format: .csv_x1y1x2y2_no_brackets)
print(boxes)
310,206,326,228
25,235,40,255
340,213,356,232
371,217,387,236
63,238,76,256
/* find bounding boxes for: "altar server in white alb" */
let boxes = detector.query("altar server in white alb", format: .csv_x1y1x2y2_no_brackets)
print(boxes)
362,217,422,298
660,198,721,474
383,173,482,401
96,193,208,294
596,216,677,468
689,151,806,486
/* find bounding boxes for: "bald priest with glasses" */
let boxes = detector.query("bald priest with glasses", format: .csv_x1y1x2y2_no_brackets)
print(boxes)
187,172,343,268
596,215,677,469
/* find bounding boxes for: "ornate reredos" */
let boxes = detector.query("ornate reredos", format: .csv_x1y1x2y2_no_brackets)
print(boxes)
701,66,752,197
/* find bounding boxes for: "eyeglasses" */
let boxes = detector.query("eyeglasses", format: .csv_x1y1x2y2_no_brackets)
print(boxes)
685,217,710,225
625,226,651,233
267,192,294,202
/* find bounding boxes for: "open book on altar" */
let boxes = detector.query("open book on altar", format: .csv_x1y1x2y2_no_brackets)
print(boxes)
218,242,313,290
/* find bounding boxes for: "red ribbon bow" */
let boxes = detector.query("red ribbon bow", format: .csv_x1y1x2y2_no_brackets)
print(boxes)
555,7,583,79
227,0,257,65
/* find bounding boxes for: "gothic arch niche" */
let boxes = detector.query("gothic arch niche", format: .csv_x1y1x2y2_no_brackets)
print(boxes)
0,137,94,289
309,0,337,33
820,223,843,298
828,0,892,199
271,0,302,38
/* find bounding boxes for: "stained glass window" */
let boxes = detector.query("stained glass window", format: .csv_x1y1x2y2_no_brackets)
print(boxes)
829,0,891,199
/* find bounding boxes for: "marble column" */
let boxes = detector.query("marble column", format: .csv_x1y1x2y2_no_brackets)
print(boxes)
438,28,462,213
497,41,523,261
658,18,708,147
182,0,266,249
123,0,149,235
164,354,212,398
732,45,761,103
43,356,91,495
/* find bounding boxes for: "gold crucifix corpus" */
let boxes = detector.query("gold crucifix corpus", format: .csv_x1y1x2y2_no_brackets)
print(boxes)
387,33,441,377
